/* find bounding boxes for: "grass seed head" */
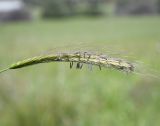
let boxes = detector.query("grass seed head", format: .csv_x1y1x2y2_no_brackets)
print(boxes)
0,51,134,74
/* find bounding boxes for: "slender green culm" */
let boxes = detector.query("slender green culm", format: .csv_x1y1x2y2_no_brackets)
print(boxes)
0,51,134,73
0,68,9,74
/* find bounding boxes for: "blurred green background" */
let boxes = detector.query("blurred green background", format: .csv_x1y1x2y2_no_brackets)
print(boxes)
0,0,160,126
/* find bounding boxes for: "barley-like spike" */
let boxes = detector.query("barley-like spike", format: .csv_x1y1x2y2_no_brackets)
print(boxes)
0,51,134,73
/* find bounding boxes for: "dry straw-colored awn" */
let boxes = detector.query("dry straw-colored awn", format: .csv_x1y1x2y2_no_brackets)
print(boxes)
0,51,134,73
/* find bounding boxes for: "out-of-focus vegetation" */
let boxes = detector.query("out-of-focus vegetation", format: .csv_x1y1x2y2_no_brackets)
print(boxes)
0,0,160,126
23,0,104,18
23,0,160,18
0,16,160,126
115,0,159,15
1,0,160,21
158,0,160,13
42,0,76,18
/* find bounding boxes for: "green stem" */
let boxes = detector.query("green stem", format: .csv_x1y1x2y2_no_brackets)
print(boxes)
0,68,9,74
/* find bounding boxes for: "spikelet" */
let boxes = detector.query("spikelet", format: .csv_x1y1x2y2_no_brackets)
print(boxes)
0,51,134,73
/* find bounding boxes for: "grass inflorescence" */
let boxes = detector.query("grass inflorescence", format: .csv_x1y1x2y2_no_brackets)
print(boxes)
0,51,134,74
